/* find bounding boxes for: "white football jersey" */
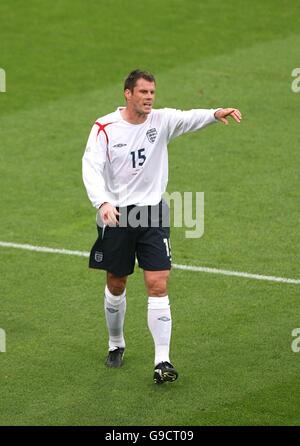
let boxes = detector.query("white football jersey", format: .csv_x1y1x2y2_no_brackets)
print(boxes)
82,107,219,208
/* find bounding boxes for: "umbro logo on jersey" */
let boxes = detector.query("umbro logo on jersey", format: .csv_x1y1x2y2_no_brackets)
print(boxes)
146,128,157,144
113,143,127,148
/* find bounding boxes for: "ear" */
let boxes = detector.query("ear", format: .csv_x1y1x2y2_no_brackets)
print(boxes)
124,88,132,102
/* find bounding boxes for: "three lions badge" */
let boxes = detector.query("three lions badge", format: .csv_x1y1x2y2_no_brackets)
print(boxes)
146,128,157,144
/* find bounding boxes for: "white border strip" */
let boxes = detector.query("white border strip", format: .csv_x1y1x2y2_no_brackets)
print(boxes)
0,240,299,285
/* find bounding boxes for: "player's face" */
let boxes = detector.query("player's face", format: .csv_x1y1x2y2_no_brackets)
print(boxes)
126,78,156,116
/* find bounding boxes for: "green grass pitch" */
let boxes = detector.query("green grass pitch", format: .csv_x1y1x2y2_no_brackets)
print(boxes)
1,0,300,426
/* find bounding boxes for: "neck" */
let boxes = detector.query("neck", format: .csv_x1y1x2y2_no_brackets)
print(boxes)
120,107,148,124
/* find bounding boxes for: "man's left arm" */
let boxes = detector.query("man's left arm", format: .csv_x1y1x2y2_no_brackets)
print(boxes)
164,107,242,141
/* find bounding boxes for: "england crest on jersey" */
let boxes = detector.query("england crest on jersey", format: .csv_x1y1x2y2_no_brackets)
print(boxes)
146,128,157,144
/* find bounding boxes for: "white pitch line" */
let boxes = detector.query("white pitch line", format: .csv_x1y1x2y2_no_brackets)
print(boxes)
172,263,300,285
0,240,299,285
0,241,89,258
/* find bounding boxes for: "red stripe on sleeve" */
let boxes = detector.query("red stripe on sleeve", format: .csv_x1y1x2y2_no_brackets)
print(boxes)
94,121,115,162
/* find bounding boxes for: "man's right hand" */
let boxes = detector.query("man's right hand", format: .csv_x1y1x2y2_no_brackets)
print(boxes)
98,202,121,226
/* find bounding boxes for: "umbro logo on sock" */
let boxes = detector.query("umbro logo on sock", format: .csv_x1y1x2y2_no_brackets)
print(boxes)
106,307,119,313
158,316,170,322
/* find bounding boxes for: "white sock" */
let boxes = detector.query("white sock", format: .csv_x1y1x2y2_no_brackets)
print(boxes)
147,295,172,366
104,285,126,351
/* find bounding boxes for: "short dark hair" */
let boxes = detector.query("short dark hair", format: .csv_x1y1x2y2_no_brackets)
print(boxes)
124,69,156,92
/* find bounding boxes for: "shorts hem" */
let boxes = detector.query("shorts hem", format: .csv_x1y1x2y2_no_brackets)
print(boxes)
138,264,172,271
89,263,135,277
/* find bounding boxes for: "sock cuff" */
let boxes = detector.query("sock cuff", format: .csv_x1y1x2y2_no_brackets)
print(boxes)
148,295,169,310
105,285,126,306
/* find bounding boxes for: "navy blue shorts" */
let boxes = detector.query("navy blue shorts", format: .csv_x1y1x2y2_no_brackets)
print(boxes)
89,200,172,277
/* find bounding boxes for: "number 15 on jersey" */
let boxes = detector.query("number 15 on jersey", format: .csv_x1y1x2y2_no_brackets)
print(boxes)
130,148,146,169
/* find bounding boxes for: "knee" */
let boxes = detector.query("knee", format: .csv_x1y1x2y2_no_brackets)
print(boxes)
146,273,169,297
107,273,127,296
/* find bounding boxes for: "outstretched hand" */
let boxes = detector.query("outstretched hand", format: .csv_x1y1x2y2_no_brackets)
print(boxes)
214,108,242,125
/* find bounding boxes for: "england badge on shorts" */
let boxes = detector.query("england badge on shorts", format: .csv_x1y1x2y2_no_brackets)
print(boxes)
95,251,103,262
